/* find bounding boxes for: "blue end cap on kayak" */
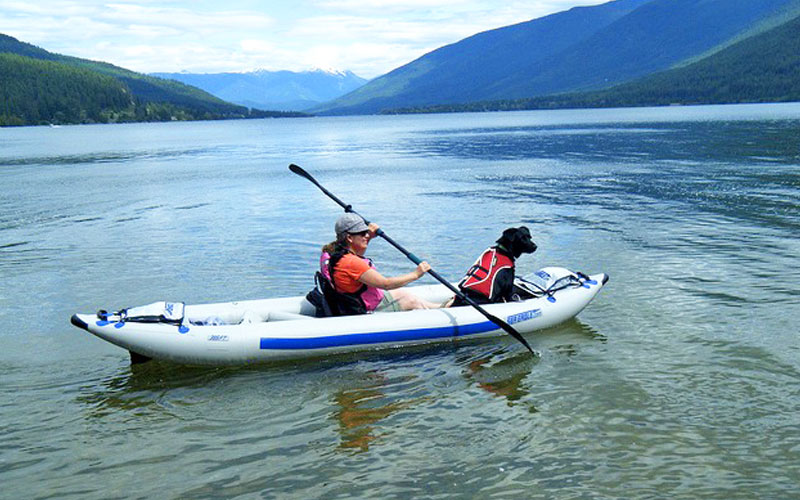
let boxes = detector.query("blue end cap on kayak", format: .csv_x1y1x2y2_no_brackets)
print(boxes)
179,325,189,334
114,322,125,329
547,296,557,303
96,320,112,326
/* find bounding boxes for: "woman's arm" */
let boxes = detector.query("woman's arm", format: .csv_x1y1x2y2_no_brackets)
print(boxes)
359,262,431,290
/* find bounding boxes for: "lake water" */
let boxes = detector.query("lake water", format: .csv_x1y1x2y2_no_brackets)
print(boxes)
1,104,799,499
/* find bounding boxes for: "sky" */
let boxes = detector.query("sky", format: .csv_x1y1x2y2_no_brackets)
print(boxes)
1,0,607,79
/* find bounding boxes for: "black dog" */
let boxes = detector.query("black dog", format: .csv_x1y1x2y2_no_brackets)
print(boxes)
454,226,537,305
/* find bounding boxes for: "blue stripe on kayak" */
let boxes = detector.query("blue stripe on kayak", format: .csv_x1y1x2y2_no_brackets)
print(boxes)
259,320,497,350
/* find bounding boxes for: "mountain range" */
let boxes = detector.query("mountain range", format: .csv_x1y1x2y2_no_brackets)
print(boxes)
315,0,800,115
4,0,800,126
150,69,367,112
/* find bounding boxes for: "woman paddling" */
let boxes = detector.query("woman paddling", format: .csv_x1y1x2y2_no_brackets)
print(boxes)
320,213,444,313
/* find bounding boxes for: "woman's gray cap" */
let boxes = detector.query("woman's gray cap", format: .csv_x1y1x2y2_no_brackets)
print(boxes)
335,213,369,236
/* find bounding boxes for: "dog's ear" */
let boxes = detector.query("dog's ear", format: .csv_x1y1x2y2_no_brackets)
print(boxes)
497,227,516,248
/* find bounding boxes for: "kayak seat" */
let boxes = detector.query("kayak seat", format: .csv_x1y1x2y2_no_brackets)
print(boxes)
306,272,338,317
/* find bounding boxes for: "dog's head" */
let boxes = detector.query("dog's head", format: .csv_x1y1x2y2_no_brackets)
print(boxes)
497,226,537,259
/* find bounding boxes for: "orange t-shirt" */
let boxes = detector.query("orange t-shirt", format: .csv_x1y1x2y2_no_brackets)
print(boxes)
332,254,372,293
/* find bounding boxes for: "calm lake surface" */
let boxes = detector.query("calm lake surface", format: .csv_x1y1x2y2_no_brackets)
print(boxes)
1,104,799,499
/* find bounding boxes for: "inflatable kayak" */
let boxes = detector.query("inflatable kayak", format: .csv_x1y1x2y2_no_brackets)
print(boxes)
71,267,608,365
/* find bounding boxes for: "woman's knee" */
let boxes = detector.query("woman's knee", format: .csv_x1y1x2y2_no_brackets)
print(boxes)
393,289,437,311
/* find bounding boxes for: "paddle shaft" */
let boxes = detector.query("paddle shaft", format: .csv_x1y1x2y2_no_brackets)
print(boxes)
289,163,535,354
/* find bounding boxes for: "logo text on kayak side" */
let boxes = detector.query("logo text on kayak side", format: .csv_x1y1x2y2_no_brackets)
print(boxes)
507,309,541,325
208,335,229,342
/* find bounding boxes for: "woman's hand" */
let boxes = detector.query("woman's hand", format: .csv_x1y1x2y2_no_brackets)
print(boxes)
415,261,431,278
367,222,380,237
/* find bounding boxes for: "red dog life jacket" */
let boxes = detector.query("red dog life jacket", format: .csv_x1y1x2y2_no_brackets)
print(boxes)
459,248,514,300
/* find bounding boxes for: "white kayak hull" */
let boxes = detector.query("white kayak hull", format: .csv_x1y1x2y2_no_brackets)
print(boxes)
71,269,608,365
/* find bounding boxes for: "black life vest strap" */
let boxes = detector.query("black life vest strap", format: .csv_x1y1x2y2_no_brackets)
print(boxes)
326,248,369,315
465,264,490,279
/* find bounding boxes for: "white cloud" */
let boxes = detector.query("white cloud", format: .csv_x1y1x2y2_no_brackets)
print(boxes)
240,39,276,54
0,0,608,76
102,3,275,33
315,0,466,12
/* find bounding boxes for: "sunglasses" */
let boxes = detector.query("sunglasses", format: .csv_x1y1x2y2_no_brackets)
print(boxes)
349,230,370,237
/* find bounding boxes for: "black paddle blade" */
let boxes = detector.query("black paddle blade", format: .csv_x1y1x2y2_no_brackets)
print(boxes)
289,163,349,210
289,163,313,181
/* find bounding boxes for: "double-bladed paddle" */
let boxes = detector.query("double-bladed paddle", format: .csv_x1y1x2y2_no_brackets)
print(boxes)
289,163,536,355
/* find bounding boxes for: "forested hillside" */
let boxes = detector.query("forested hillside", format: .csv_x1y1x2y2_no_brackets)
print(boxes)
388,12,800,113
1,53,131,126
0,34,304,126
316,0,800,115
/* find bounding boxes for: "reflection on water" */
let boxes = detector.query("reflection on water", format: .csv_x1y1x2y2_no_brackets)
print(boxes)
69,318,604,464
3,105,800,499
465,351,536,408
76,363,239,418
464,319,603,408
529,318,606,353
332,372,420,453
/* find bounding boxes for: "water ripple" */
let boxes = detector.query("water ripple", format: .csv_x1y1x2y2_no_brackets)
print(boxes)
3,108,800,499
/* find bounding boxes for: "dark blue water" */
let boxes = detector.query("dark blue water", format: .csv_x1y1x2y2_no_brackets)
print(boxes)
1,104,799,499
